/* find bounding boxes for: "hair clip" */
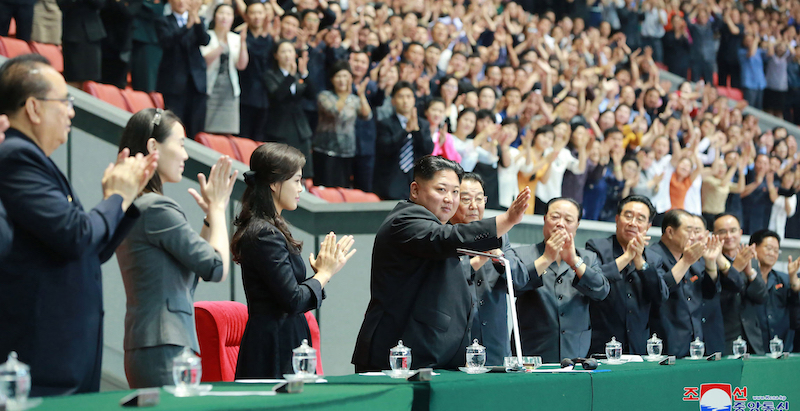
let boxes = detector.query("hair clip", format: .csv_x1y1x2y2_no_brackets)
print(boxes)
152,108,164,127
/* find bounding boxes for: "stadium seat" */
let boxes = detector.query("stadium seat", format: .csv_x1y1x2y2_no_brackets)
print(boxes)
121,88,156,113
308,186,345,202
29,42,63,73
304,178,314,191
0,36,32,58
149,92,165,109
82,81,131,112
304,311,324,375
717,87,744,102
8,19,15,38
712,72,719,86
230,136,263,166
194,301,248,382
338,188,381,203
194,132,240,159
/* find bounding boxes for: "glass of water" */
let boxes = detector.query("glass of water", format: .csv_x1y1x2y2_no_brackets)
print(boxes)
0,352,31,407
732,336,747,357
647,334,663,357
769,336,784,357
466,339,486,370
605,337,622,362
389,340,411,372
292,339,317,376
172,347,202,395
689,338,705,359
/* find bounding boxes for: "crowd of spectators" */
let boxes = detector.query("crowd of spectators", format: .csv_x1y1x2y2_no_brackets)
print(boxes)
5,0,800,238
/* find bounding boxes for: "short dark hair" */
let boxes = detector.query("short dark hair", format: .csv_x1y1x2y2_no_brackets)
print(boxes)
391,81,415,97
462,172,485,191
661,209,692,234
476,109,495,122
426,43,442,52
426,97,445,111
546,197,583,221
534,124,555,137
0,54,53,115
713,213,741,228
405,41,424,53
329,60,352,80
413,155,464,183
604,126,623,140
281,12,300,22
750,229,780,246
617,195,655,222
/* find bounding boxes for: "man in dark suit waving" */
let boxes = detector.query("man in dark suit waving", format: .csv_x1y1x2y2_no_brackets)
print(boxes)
353,156,531,372
373,81,433,200
0,55,157,396
155,0,210,139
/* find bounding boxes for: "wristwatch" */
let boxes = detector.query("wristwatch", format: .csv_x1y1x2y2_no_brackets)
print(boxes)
570,257,585,272
637,261,650,271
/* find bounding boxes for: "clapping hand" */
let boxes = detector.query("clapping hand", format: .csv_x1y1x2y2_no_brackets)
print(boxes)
683,240,706,265
544,228,567,263
732,244,756,272
188,155,238,215
309,232,357,281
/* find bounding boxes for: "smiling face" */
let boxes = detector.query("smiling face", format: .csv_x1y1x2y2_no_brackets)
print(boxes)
331,69,352,93
451,178,485,224
755,236,780,268
713,215,742,256
615,201,652,247
426,101,445,127
534,131,554,151
214,5,234,31
410,170,460,223
271,169,304,214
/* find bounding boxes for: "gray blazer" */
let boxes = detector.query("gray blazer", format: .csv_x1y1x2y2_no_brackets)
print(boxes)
116,193,223,352
509,242,610,363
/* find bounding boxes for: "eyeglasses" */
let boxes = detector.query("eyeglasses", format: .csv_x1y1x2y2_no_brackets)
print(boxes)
761,245,781,255
460,196,488,205
28,95,75,110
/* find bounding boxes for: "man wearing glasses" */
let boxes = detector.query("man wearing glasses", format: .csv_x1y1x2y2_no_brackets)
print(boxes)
509,197,609,363
712,213,767,355
449,172,525,366
586,195,669,356
748,229,800,352
0,54,156,396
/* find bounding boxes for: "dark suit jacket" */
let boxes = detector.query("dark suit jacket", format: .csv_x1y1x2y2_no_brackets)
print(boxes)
352,201,501,371
757,269,800,353
373,113,433,200
155,15,210,95
649,241,718,357
58,0,107,43
131,0,163,44
585,235,669,355
720,255,767,355
510,242,609,363
469,234,525,366
263,66,316,146
0,199,11,259
101,0,141,56
0,129,139,396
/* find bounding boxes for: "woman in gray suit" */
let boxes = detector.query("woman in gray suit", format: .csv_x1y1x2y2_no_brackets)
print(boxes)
116,108,238,388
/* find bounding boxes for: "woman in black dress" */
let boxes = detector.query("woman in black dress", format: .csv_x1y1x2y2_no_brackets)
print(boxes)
232,143,356,379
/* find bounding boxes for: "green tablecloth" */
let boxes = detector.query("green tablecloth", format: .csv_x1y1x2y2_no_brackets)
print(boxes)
33,382,414,411
29,356,800,411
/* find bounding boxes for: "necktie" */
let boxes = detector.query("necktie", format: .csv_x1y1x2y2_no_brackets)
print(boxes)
399,134,414,173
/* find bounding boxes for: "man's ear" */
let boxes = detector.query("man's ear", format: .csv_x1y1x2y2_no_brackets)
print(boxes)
409,181,419,201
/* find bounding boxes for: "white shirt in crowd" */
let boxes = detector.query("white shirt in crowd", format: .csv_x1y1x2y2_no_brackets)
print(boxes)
769,194,797,240
535,147,582,203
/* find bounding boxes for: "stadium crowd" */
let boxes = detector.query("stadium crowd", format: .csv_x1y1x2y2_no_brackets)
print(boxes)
3,0,800,398
5,0,800,237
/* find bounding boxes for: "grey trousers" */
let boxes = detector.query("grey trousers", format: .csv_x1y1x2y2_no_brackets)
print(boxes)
125,344,186,389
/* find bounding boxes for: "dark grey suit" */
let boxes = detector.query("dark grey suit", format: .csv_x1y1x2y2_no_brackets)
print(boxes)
116,193,224,388
509,242,610,363
352,201,501,371
720,255,767,355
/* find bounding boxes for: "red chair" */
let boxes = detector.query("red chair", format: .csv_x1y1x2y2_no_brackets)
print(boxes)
304,312,324,375
29,42,63,73
194,132,240,159
308,186,345,203
338,188,381,203
194,301,249,382
8,19,15,38
0,36,32,58
121,88,156,112
717,87,744,102
230,136,264,166
149,92,165,109
82,81,130,111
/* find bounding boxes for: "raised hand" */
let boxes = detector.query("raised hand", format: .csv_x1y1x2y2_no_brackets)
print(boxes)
298,50,309,76
505,186,531,225
704,234,723,262
406,107,419,132
309,232,357,283
188,155,238,215
683,240,706,265
789,255,800,277
544,229,566,263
